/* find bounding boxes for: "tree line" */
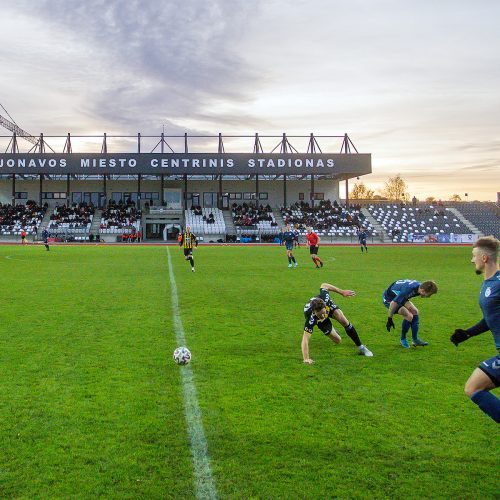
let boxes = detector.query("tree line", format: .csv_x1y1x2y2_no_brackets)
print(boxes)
349,174,463,202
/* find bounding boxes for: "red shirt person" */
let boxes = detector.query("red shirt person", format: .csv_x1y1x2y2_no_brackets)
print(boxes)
306,227,324,269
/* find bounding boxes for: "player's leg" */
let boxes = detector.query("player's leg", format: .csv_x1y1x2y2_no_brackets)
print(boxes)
314,247,323,267
319,319,341,344
396,305,413,348
464,363,500,423
333,309,373,356
289,248,297,266
364,241,368,253
406,302,427,346
287,248,293,267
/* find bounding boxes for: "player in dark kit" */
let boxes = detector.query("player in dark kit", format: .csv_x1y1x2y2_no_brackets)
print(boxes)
383,279,438,348
357,227,368,253
305,227,324,268
178,226,198,272
283,224,298,268
41,229,50,251
301,282,373,364
450,236,500,423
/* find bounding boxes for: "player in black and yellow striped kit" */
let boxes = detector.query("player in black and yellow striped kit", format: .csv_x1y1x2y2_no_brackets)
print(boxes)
178,226,198,272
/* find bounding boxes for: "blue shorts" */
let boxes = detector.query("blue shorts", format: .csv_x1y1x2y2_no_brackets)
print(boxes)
285,242,294,251
478,354,500,386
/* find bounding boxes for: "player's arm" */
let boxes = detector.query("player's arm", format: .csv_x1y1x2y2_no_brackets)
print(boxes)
450,319,489,346
178,234,183,246
193,233,198,247
302,330,314,364
320,283,355,298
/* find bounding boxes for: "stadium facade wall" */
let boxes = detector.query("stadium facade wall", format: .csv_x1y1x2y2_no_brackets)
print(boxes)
0,178,339,207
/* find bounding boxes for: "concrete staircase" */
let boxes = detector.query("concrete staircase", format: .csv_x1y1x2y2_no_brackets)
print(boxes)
89,209,102,236
447,207,483,236
273,208,286,227
36,209,53,238
361,208,386,242
222,210,236,235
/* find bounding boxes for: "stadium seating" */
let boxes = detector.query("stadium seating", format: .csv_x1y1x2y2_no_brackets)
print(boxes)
281,200,375,238
184,207,226,235
0,201,45,235
47,203,95,234
231,203,279,235
367,204,471,242
100,201,141,234
452,202,500,239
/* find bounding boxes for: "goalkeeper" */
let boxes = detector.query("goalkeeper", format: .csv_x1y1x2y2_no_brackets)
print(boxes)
450,236,500,424
383,279,438,348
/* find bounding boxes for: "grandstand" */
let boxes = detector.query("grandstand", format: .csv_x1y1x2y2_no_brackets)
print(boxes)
184,207,225,236
281,201,376,239
0,201,45,236
366,204,472,242
452,202,500,239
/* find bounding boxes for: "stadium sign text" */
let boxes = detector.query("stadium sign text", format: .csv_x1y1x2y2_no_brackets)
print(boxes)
0,153,371,176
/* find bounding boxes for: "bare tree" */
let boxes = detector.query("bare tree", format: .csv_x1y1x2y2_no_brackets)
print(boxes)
349,182,375,200
449,194,462,201
382,174,409,201
426,196,436,203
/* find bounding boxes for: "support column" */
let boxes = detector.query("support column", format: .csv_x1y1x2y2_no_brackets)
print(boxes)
137,174,141,209
311,174,315,208
66,174,70,206
39,174,43,206
161,174,165,205
183,174,188,210
11,173,15,205
218,174,223,209
345,178,349,208
103,175,107,208
283,174,287,208
255,174,259,207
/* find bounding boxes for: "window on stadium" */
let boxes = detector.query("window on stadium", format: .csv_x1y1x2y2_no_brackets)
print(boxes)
243,192,256,200
203,192,217,207
229,193,242,200
313,193,324,200
140,192,159,200
259,193,268,200
15,192,28,199
43,192,67,199
299,193,304,200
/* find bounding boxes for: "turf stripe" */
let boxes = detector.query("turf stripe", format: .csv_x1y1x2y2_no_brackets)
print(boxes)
166,247,218,500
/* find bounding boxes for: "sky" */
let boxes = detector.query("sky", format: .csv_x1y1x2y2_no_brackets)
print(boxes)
0,0,499,201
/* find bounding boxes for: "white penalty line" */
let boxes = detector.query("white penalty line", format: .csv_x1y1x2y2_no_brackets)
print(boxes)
166,247,218,500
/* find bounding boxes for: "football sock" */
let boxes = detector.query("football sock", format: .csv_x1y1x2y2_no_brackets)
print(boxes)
411,315,420,341
345,323,362,347
288,257,292,264
471,390,500,423
189,257,194,267
291,256,296,263
45,244,50,251
401,319,411,339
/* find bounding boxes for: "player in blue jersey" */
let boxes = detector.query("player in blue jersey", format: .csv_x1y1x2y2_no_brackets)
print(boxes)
383,279,438,348
450,236,500,423
41,228,50,251
283,224,298,268
357,227,368,253
302,282,373,363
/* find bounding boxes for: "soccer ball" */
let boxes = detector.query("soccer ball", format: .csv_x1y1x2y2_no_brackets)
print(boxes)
173,346,191,365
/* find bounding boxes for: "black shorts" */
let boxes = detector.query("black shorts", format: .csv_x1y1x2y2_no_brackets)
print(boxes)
309,245,318,255
478,355,500,386
183,248,193,257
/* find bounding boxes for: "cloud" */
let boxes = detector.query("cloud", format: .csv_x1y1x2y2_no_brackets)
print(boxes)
9,0,262,133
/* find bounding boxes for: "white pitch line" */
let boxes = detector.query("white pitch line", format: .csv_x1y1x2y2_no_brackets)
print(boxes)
166,247,218,500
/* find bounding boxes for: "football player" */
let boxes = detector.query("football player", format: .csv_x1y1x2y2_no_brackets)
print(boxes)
450,236,500,423
302,282,373,364
383,279,437,348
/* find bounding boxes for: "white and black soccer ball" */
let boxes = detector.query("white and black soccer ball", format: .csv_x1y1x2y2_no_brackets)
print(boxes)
173,346,192,365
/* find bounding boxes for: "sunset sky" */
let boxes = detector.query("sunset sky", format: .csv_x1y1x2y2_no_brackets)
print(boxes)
1,0,499,200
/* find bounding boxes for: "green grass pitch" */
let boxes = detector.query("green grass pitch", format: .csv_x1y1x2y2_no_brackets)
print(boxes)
0,243,498,498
